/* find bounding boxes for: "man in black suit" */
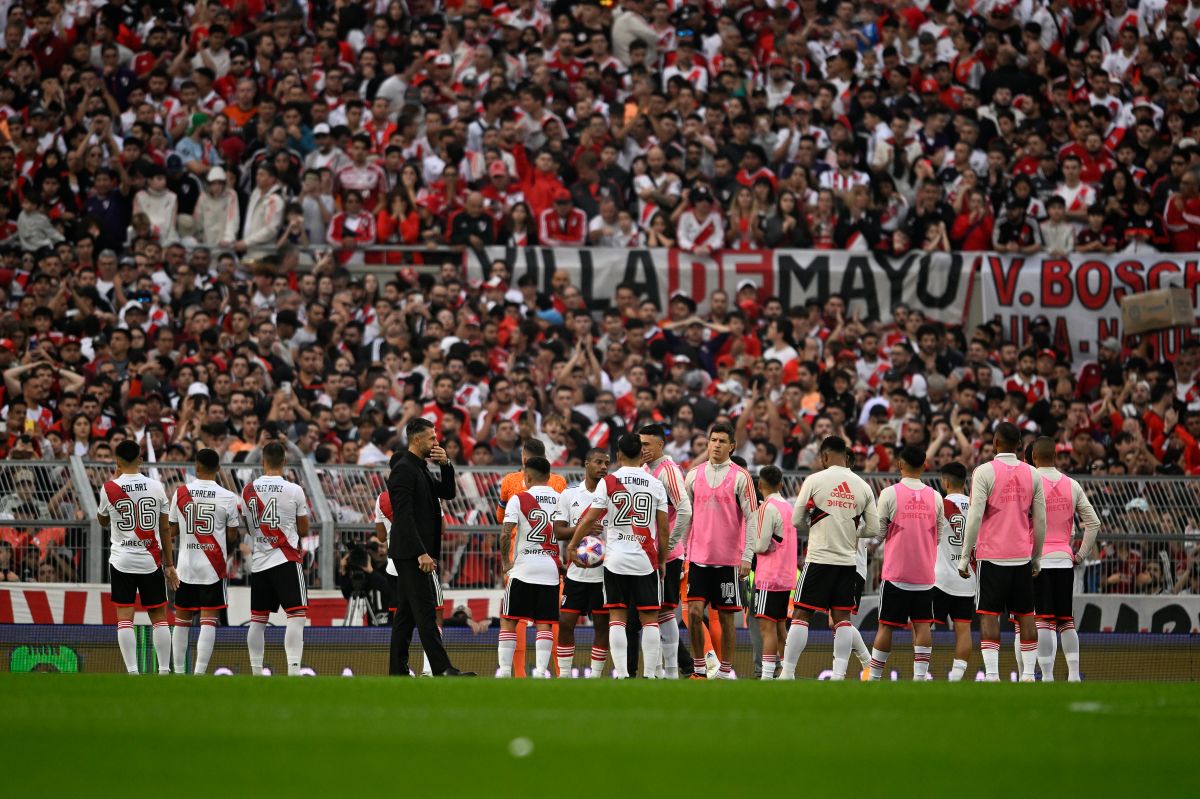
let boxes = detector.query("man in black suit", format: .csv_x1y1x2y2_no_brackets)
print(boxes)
385,418,474,676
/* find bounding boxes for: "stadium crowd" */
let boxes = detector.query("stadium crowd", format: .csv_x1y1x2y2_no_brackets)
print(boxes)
0,0,1197,593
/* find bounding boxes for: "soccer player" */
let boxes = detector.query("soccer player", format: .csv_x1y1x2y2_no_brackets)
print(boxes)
243,442,311,676
97,439,175,674
498,456,563,678
750,466,795,680
553,448,612,678
639,424,692,679
169,448,242,675
569,433,670,679
934,462,976,682
780,436,879,680
1031,437,1100,681
683,422,758,679
958,422,1047,682
869,446,945,680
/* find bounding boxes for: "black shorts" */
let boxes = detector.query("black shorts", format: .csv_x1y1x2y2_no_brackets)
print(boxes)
878,581,935,628
250,561,308,614
174,579,228,611
502,577,560,624
110,566,167,608
794,562,857,614
752,589,790,622
851,571,865,611
932,587,976,625
685,563,741,611
1035,568,1074,621
560,577,608,618
661,559,684,609
603,569,662,611
977,561,1035,618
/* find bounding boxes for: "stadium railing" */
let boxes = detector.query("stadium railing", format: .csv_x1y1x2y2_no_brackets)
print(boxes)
8,459,1197,595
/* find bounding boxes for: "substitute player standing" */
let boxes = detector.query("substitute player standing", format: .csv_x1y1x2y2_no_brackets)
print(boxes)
640,424,692,679
569,434,670,679
869,446,945,680
750,466,795,680
498,457,563,677
779,436,879,681
684,422,758,679
97,440,175,675
243,442,311,676
169,449,242,675
553,448,612,678
1031,437,1100,681
958,422,1047,682
934,462,975,682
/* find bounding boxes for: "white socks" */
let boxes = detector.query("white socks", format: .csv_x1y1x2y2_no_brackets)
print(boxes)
117,620,137,674
1019,638,1037,680
534,630,553,676
195,619,216,675
152,621,171,674
641,622,661,678
557,645,574,677
658,612,679,678
589,646,607,677
247,613,267,675
1060,622,1081,681
779,619,808,680
831,621,853,680
981,639,1000,680
1036,620,1058,681
284,615,305,676
948,658,968,682
172,618,191,674
609,621,629,678
869,647,890,680
497,630,517,677
913,646,932,680
851,625,871,668
761,654,778,680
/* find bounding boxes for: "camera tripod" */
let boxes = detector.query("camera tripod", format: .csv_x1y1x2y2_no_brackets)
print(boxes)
343,590,388,626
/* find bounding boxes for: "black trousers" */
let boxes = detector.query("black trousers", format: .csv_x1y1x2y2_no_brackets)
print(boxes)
389,557,451,676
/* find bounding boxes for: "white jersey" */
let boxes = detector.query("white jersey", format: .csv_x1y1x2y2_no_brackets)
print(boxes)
98,473,170,575
792,465,880,567
169,479,242,585
503,486,562,586
242,475,309,573
936,492,975,596
589,466,668,576
555,483,607,584
374,492,399,577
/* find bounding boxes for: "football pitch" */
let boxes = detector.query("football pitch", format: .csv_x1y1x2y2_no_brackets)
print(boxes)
3,674,1197,796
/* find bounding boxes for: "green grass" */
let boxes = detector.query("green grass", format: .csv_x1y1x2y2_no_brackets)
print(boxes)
2,675,1197,796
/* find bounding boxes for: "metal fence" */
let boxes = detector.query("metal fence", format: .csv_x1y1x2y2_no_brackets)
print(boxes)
1,459,1196,596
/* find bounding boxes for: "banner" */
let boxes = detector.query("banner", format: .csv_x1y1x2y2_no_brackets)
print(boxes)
470,248,974,325
980,254,1200,363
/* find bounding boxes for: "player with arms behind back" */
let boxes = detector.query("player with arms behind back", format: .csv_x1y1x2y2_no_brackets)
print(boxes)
97,439,175,674
499,456,563,677
569,434,670,679
780,436,880,680
243,442,311,676
750,466,796,680
169,448,242,675
934,462,976,681
553,448,612,678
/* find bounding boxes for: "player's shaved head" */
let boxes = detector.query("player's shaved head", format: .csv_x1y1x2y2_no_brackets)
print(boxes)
1031,436,1056,466
262,441,286,469
585,448,609,462
115,439,141,465
195,448,220,475
993,421,1021,452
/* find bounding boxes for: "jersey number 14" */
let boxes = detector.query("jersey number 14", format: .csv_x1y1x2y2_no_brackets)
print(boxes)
246,497,280,529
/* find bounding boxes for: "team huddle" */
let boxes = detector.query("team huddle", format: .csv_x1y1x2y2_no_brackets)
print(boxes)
500,421,1100,681
98,419,1099,681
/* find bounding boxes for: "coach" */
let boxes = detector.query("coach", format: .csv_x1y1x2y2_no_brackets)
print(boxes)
386,418,474,677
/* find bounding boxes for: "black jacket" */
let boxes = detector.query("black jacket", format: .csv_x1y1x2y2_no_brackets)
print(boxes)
387,452,456,561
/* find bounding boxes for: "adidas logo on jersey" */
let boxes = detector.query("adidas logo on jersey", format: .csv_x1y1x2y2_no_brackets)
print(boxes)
830,481,856,500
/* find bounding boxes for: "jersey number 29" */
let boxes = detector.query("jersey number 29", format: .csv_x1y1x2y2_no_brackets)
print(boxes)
611,492,654,528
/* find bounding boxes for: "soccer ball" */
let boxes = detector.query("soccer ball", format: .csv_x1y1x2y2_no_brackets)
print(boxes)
575,536,605,568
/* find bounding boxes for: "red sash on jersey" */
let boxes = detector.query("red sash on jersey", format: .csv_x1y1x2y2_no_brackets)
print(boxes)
693,219,716,248
517,491,561,566
104,480,163,567
604,475,658,569
378,491,393,522
176,486,227,579
241,483,303,563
